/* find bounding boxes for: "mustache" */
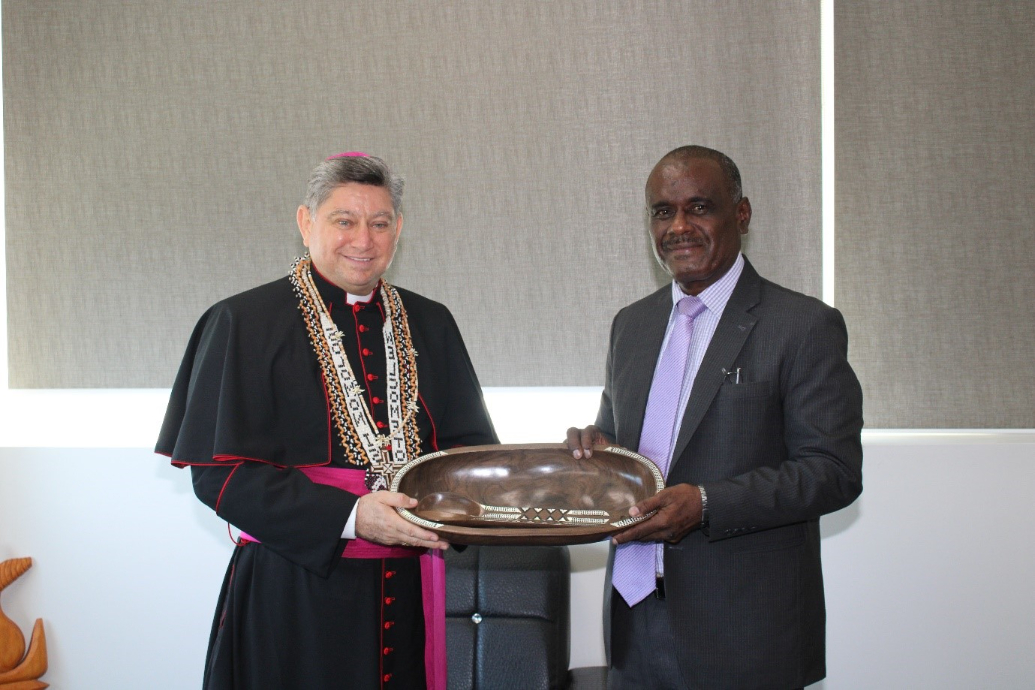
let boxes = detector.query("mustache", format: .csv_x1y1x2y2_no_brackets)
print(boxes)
661,234,705,251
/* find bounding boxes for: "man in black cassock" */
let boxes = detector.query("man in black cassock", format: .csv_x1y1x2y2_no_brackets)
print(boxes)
157,153,498,689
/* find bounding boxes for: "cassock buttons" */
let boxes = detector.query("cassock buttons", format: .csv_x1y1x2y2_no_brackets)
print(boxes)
385,570,396,578
372,396,383,404
383,674,392,683
384,596,395,605
362,348,373,356
353,303,362,313
359,324,369,332
376,421,387,429
384,621,395,629
383,646,394,656
367,373,378,381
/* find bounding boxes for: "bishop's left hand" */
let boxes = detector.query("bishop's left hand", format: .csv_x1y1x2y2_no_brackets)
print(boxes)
612,483,703,545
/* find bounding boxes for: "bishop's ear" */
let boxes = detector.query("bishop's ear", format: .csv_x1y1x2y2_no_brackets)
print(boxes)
297,205,313,246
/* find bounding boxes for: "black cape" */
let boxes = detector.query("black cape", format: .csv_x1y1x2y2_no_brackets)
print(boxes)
157,271,498,689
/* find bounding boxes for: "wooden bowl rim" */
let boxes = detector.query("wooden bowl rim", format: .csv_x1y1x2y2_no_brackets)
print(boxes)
391,443,664,542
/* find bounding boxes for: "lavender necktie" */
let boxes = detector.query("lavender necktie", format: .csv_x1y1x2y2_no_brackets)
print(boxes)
612,294,706,607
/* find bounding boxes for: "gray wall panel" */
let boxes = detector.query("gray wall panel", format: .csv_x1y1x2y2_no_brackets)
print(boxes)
836,1,1035,427
5,0,820,388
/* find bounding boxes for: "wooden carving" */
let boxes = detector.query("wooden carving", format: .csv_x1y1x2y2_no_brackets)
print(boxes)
0,558,48,689
393,443,665,545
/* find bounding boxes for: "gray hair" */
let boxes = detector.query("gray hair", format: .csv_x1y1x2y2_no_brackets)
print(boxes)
303,154,405,217
659,145,743,202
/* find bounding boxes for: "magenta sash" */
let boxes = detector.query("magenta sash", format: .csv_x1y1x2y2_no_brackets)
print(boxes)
238,466,447,690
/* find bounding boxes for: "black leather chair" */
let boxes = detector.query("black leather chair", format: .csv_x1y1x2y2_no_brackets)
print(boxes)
444,545,607,690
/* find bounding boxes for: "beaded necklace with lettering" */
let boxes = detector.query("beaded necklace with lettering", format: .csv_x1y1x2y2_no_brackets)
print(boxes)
290,255,421,490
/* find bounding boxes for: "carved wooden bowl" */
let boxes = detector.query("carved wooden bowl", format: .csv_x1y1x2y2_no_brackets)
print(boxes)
391,443,664,545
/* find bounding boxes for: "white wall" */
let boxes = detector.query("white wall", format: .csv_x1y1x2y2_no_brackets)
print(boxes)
820,436,1035,689
2,419,1034,688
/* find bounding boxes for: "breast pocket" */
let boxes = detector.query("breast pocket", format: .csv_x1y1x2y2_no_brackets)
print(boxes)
716,380,772,400
692,380,782,477
709,380,777,427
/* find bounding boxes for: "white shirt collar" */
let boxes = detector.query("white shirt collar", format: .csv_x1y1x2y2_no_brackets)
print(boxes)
669,252,745,314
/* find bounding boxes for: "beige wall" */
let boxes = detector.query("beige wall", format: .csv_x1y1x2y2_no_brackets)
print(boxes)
4,0,821,388
836,1,1035,427
5,0,1034,427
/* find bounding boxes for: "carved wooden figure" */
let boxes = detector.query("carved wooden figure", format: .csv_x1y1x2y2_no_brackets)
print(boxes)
0,558,48,689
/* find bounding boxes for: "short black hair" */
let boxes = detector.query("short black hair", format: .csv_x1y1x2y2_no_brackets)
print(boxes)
659,145,743,201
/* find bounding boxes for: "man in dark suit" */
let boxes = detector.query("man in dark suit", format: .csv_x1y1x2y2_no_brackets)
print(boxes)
567,145,863,689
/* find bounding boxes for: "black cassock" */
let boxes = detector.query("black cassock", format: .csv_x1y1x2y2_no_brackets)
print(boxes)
157,268,498,689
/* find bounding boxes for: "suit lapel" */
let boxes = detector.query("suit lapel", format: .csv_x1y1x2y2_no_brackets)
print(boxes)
669,261,762,468
625,286,673,450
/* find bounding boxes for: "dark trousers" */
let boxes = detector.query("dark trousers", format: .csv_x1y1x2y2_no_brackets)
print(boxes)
609,586,807,690
609,587,686,690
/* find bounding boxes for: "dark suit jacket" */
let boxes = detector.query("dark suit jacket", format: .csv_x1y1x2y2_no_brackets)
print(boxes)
597,258,863,689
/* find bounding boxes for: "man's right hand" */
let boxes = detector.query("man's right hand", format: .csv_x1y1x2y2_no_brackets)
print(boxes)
355,491,449,550
565,424,613,459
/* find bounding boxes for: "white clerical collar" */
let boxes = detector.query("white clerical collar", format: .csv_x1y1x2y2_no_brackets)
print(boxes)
346,290,376,305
